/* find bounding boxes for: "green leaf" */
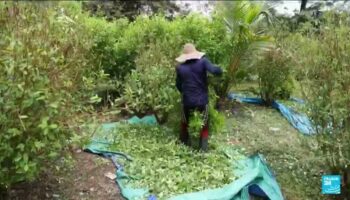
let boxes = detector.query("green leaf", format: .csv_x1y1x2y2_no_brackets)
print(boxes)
34,141,44,150
24,164,29,172
19,115,28,119
49,124,58,129
17,144,25,151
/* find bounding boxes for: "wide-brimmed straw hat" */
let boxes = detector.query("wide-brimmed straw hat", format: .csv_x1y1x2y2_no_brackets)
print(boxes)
175,43,205,63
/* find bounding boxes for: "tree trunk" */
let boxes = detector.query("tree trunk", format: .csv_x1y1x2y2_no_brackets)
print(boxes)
300,0,307,12
216,96,228,111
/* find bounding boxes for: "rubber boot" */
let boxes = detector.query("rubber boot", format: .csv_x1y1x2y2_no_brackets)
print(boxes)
199,125,209,152
199,137,208,152
180,122,191,146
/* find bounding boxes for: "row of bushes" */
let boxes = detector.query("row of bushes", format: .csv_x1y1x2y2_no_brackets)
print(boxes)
280,11,350,197
0,1,232,189
0,2,106,188
84,1,296,114
84,6,233,119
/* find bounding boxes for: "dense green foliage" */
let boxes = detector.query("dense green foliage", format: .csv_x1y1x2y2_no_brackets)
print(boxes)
213,1,274,96
0,2,102,187
82,1,180,21
82,2,275,117
256,48,294,105
282,11,350,197
0,1,232,189
109,14,230,121
84,17,128,79
111,124,236,199
115,42,179,122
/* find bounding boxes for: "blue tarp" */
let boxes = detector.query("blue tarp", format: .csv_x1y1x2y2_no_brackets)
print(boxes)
227,93,316,135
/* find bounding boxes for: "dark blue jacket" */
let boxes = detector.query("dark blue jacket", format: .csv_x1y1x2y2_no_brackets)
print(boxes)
176,57,222,106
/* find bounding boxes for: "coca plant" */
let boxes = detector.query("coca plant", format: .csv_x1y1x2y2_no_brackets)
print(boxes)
291,11,350,197
0,2,100,189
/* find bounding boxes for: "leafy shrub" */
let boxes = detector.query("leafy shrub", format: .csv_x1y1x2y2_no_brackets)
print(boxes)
112,15,173,82
0,2,99,188
256,48,294,105
115,42,179,123
111,13,231,117
289,11,350,197
113,15,228,127
84,17,128,79
171,14,229,65
82,16,129,105
80,13,230,108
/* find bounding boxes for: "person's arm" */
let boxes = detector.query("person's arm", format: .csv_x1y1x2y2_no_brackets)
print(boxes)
176,68,182,93
203,57,222,76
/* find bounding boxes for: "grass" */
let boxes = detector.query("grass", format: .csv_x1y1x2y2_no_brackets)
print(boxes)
226,102,324,200
229,79,305,99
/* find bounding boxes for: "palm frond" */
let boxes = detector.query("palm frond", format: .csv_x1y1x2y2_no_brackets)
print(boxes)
244,3,263,24
218,1,250,33
214,0,275,92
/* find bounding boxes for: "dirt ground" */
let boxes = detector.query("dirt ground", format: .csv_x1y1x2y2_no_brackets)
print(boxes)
6,150,123,200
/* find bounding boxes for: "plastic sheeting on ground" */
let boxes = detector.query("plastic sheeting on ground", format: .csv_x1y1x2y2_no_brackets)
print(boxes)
84,115,285,200
227,93,316,135
168,154,284,200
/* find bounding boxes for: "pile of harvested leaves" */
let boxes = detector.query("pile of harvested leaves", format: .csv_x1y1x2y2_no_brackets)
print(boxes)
110,124,236,199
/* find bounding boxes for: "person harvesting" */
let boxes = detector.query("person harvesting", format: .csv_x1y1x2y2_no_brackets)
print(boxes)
175,43,223,152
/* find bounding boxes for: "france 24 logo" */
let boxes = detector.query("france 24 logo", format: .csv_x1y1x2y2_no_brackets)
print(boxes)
322,175,341,194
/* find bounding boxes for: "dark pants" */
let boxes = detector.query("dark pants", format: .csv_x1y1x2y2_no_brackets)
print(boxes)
180,104,209,150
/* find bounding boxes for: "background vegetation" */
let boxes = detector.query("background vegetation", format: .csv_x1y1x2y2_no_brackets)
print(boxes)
1,1,350,199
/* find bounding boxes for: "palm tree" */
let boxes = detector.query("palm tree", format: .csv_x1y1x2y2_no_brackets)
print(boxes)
214,1,274,98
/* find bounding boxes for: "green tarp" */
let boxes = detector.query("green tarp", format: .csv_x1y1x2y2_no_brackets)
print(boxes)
84,115,284,200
